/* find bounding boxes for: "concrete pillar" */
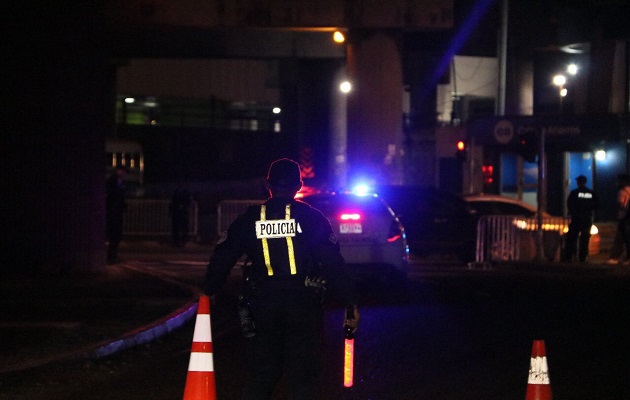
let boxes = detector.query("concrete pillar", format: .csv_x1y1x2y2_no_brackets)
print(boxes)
2,3,112,273
346,31,404,185
330,66,349,189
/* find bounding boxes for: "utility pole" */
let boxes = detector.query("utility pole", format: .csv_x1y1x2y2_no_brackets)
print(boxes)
496,0,508,116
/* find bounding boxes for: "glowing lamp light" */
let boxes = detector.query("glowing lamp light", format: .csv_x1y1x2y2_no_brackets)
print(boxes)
553,74,566,87
595,150,606,161
272,107,281,114
457,140,466,151
567,63,578,75
333,30,345,43
339,81,352,93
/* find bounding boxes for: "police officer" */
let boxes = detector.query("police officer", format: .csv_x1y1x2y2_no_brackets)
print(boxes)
564,175,600,262
204,158,359,400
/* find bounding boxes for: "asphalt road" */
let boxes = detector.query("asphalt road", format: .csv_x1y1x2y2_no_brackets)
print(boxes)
2,260,630,400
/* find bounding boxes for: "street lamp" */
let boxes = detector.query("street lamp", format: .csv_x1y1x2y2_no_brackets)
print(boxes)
333,30,346,44
552,74,567,113
339,81,352,94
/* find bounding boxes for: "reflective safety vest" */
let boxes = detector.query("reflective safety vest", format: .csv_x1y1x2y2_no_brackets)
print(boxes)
256,204,297,276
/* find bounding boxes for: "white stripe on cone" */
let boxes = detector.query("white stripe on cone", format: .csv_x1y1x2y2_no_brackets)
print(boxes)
188,352,215,372
528,356,550,385
192,314,212,342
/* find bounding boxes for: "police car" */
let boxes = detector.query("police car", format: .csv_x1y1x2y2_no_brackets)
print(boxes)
301,190,409,285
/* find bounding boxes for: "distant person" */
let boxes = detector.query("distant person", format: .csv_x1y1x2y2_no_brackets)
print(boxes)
170,181,192,247
106,166,127,264
607,174,630,265
563,175,600,262
204,158,359,400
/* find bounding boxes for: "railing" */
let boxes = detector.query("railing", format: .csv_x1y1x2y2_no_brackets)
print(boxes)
475,215,568,263
123,199,199,241
216,199,262,235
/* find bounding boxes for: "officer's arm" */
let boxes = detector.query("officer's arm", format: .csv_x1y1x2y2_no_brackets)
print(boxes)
203,219,246,296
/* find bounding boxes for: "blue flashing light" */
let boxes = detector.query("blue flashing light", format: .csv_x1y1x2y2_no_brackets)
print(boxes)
352,184,371,196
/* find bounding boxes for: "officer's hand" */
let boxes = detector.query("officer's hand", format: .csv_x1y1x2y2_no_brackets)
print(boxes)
343,305,360,334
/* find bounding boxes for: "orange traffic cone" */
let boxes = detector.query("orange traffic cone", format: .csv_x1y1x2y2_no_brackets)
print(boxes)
525,340,552,400
183,295,217,400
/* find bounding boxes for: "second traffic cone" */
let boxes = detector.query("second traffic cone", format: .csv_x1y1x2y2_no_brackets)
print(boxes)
183,295,217,400
525,340,552,400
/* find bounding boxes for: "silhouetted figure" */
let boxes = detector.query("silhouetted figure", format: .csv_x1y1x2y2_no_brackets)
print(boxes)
564,175,599,262
106,166,127,264
610,174,630,265
170,182,192,247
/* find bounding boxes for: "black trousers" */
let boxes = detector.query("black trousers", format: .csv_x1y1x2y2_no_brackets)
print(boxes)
243,287,324,400
564,220,591,262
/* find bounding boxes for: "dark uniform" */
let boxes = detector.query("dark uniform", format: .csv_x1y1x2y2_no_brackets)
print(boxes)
204,158,358,400
564,175,599,262
106,167,127,264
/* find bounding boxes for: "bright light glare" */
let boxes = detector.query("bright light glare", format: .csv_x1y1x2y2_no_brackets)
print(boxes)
333,30,345,43
339,81,352,93
591,225,598,235
124,97,135,104
567,63,578,75
560,88,568,97
272,107,281,114
352,184,370,196
595,150,606,161
553,74,566,87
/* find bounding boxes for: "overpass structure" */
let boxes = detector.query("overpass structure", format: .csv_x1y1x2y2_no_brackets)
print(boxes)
4,1,455,271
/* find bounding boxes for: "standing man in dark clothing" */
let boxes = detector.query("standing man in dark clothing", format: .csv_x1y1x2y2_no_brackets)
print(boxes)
564,175,600,262
609,173,630,265
204,158,359,400
170,181,192,247
106,166,127,264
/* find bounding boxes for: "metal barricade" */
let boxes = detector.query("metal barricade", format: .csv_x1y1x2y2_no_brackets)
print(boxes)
217,200,262,235
123,199,199,240
475,215,569,263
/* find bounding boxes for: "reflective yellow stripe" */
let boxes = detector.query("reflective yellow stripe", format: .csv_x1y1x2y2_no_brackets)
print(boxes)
285,205,297,275
260,205,273,276
259,204,297,276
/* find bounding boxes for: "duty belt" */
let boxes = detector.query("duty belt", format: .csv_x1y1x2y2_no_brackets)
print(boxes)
258,204,297,276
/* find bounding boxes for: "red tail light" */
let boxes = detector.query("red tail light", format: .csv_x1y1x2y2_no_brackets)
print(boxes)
340,213,361,221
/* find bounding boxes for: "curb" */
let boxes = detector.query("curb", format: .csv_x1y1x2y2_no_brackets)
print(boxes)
0,263,203,374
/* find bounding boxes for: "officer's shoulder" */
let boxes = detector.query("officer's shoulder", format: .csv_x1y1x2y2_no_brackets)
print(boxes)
293,199,323,215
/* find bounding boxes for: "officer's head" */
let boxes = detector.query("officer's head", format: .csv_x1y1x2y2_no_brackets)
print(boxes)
266,158,303,197
576,175,587,187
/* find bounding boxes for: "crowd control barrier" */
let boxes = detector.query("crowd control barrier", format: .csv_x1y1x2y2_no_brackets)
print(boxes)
123,199,199,241
475,215,569,263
